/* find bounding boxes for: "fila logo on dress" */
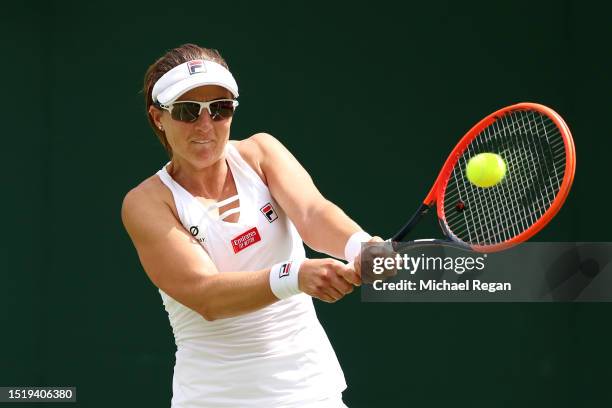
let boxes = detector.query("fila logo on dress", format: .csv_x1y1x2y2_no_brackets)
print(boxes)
260,202,278,223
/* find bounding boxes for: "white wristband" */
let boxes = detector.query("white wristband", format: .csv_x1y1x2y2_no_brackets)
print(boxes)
344,231,373,262
269,259,304,300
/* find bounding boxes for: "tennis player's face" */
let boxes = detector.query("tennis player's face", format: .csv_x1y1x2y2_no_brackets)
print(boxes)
163,85,233,168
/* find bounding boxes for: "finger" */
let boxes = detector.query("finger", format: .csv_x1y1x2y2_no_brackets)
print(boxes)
352,259,362,286
330,275,354,294
317,294,336,303
339,263,361,286
323,286,345,302
369,245,389,257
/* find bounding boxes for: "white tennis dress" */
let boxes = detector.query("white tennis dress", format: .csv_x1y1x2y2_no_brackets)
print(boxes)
155,142,347,408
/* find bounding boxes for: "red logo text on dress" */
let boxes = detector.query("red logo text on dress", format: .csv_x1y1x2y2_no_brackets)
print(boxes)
230,227,262,254
260,202,278,223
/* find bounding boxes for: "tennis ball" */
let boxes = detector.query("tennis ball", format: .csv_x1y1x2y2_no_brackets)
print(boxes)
465,153,506,188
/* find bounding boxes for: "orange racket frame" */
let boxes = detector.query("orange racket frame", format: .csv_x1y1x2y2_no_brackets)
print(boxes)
392,103,576,253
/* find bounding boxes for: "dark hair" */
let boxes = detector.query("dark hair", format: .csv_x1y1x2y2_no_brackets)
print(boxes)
143,44,229,157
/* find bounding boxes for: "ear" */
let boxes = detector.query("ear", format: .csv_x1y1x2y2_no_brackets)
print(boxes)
149,105,165,129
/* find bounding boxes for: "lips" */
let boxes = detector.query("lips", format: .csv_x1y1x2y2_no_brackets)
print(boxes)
191,139,212,144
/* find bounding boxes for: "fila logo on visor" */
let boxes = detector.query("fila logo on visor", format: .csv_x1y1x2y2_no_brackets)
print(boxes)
187,60,206,75
260,202,278,223
279,262,292,278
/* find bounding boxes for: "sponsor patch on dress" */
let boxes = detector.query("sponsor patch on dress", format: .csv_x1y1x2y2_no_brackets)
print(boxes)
230,227,261,253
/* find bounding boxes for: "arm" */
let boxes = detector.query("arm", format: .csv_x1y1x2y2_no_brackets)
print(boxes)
121,181,355,321
121,185,277,321
253,133,370,260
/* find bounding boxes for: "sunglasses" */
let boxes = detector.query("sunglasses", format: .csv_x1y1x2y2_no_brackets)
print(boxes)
156,98,239,123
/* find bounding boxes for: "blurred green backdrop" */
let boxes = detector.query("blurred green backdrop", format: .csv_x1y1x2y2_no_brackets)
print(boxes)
2,0,611,407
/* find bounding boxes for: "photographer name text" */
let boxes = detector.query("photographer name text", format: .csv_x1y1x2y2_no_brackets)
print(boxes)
373,279,511,293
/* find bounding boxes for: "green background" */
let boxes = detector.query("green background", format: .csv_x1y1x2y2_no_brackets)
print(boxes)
2,1,611,407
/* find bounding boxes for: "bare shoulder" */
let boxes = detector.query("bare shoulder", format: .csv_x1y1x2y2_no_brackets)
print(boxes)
231,133,286,184
121,174,177,236
122,175,170,214
233,132,278,156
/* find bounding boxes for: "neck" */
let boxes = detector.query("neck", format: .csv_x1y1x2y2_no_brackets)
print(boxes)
168,154,229,199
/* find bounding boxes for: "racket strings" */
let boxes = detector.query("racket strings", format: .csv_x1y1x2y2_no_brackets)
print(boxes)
457,113,557,242
442,109,566,246
452,111,562,243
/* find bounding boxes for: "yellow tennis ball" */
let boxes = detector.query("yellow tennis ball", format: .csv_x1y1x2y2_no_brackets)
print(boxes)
465,153,507,188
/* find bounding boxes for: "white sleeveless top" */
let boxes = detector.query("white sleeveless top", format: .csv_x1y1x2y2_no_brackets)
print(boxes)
155,142,346,408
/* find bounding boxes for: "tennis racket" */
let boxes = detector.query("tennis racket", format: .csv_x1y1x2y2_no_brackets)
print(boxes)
390,102,576,253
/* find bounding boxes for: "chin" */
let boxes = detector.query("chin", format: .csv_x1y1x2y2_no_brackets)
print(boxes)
190,143,225,167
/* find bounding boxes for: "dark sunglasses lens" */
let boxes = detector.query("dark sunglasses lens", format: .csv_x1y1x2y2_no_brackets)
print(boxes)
209,101,236,121
171,102,200,122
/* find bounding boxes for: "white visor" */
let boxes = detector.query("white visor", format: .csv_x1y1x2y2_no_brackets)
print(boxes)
152,59,239,105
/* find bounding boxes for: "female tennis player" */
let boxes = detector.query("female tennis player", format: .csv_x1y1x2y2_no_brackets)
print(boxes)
121,44,380,408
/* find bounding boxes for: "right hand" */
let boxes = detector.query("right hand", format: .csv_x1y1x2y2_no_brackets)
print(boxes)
356,238,398,284
298,258,360,303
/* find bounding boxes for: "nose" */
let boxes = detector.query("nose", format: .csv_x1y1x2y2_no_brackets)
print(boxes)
193,108,214,132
